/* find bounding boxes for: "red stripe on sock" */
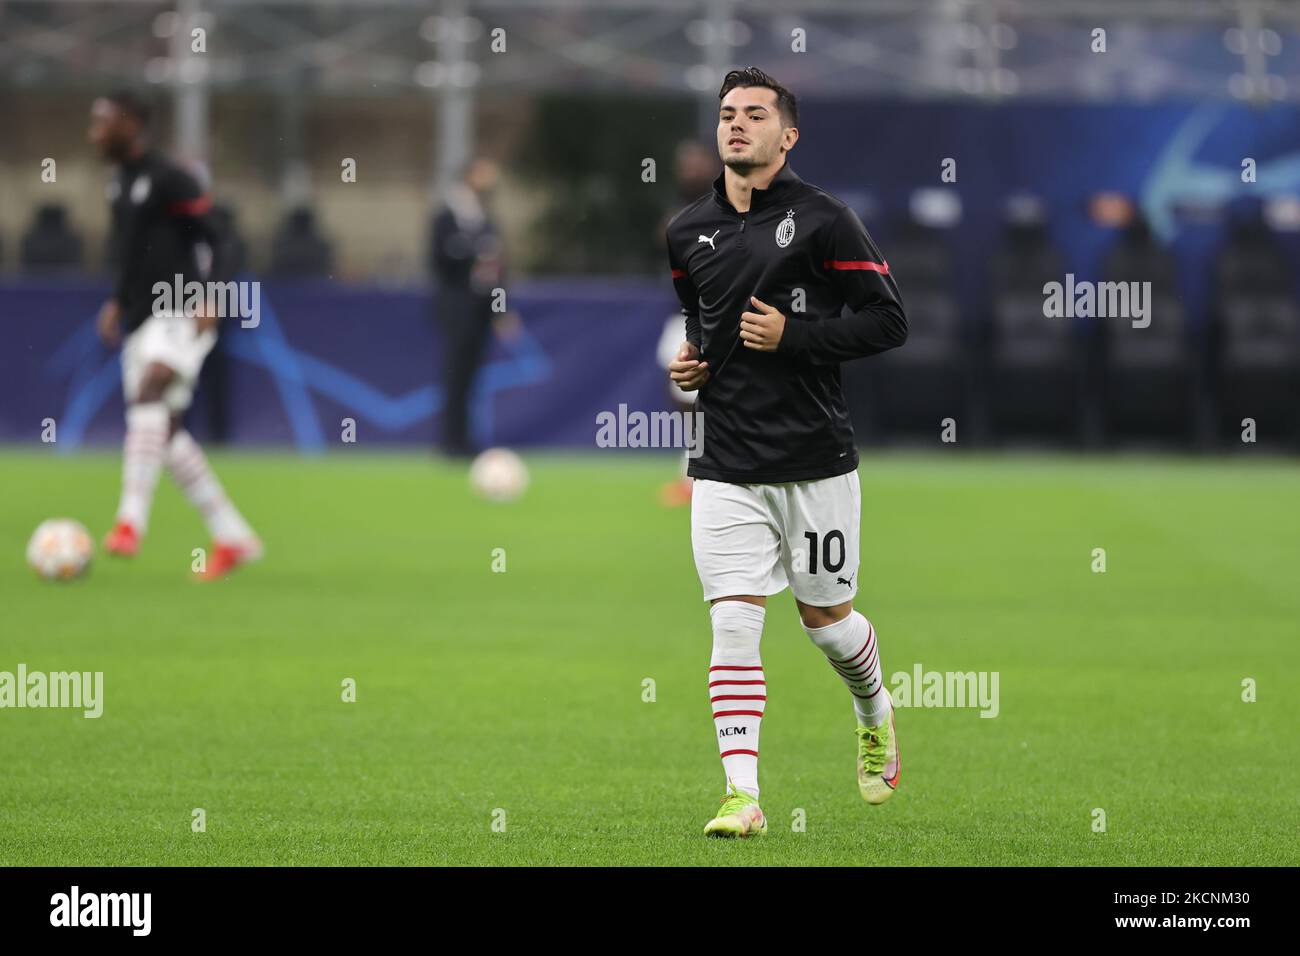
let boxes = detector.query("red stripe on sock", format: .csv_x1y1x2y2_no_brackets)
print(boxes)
707,679,766,688
708,665,764,672
832,639,872,668
719,749,758,758
830,654,868,675
835,647,878,680
713,710,764,719
830,659,869,680
710,694,767,703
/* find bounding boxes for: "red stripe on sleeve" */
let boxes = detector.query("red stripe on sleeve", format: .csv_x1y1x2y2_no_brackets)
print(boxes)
670,268,686,278
823,259,889,274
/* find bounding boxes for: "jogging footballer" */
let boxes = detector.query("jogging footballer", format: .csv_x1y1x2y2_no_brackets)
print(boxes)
665,68,908,837
89,90,261,580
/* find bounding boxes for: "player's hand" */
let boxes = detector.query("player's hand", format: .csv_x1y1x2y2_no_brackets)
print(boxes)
668,341,709,392
739,296,785,351
193,307,218,337
97,299,122,347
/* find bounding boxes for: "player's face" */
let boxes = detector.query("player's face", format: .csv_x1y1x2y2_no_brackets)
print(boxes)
88,99,132,161
466,158,499,194
717,88,792,171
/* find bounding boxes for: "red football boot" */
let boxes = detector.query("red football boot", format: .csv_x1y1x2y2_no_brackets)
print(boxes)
103,521,140,557
196,538,264,581
658,476,693,508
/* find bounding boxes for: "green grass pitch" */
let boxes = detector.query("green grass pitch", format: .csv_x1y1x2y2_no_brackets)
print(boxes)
2,449,1298,866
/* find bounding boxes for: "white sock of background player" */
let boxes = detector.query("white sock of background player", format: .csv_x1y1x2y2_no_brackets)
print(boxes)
166,429,255,543
803,610,891,727
708,600,767,800
115,402,170,533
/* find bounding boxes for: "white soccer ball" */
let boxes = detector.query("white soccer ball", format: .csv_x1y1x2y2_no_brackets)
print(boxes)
469,448,529,503
26,518,94,581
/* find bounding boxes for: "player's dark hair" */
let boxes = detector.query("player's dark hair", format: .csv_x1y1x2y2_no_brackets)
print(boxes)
718,67,798,128
105,89,152,128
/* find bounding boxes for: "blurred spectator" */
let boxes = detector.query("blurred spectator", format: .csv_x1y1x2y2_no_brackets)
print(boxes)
269,207,333,277
1088,191,1135,229
193,204,246,445
20,204,84,273
429,157,516,458
1102,214,1178,290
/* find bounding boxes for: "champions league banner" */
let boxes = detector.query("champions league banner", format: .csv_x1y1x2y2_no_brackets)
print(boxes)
1,277,675,450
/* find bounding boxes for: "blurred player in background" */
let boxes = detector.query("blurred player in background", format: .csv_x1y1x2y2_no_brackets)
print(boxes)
430,157,519,457
90,90,261,580
666,68,908,837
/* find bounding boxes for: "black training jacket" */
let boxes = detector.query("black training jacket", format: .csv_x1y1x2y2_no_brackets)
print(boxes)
107,149,226,333
665,162,907,484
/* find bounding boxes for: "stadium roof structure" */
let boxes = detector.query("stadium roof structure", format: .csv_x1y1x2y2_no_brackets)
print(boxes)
2,0,1299,104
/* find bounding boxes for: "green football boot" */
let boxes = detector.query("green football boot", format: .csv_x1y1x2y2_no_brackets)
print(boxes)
703,783,768,838
856,705,900,804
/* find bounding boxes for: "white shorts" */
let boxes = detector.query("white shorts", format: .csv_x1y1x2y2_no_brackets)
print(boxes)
691,471,861,606
121,313,217,412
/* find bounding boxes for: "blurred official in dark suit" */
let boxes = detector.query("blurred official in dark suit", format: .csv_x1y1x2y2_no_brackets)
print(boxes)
429,158,519,457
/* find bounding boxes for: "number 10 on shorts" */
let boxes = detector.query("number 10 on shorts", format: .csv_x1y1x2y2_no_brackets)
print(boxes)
802,530,846,574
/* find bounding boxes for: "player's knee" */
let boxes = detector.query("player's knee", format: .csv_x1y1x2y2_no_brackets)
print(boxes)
797,600,852,631
137,362,175,402
709,599,765,654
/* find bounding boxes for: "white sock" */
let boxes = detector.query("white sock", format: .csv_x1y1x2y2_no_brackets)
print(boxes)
116,402,170,533
804,610,891,727
709,600,766,800
167,430,254,543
